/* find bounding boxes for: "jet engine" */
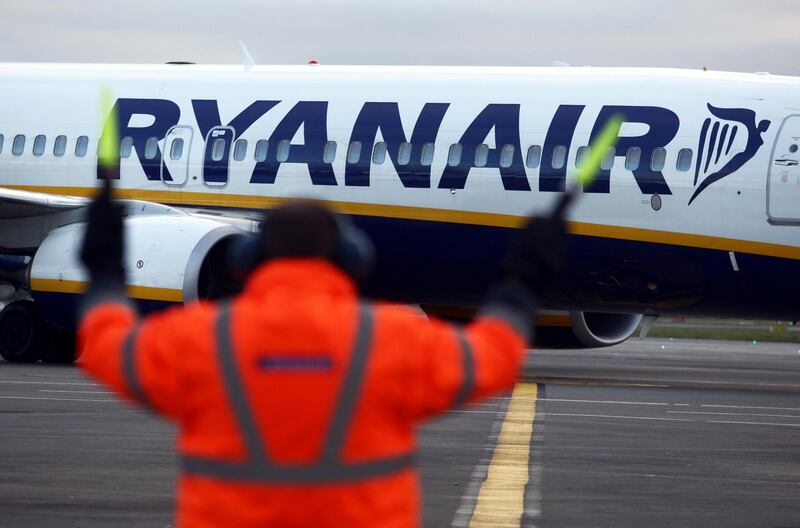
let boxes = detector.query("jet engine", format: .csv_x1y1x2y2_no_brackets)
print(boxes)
422,304,642,349
0,208,253,363
29,210,250,310
535,311,643,348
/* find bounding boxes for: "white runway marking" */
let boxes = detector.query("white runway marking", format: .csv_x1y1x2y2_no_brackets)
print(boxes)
451,404,508,528
701,403,800,412
0,380,94,386
548,413,692,422
710,420,800,428
0,395,115,403
38,389,114,395
668,410,800,419
544,398,668,406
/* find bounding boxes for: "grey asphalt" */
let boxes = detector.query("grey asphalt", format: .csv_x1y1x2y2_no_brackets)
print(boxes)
0,338,798,527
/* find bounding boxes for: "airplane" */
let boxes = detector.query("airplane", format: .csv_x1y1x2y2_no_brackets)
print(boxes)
0,62,798,364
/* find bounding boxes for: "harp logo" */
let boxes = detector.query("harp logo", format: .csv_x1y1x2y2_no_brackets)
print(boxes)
689,104,771,204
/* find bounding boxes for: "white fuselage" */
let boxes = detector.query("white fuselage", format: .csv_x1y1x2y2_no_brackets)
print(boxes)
0,63,798,318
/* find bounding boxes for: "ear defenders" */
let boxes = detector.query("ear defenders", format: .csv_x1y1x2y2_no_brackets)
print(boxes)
330,215,375,283
228,212,375,285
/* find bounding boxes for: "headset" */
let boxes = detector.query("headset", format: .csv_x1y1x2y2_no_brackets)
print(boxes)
229,211,375,285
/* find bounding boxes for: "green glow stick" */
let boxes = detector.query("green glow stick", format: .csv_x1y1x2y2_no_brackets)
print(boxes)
575,114,624,187
98,87,119,169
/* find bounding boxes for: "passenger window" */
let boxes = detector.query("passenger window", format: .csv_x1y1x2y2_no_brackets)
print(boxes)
233,139,248,161
75,136,89,157
676,148,693,171
601,147,615,170
651,147,666,171
625,147,641,171
323,141,337,164
575,146,590,168
12,134,26,156
276,140,291,163
372,142,387,165
526,145,541,168
120,136,134,159
144,137,159,160
347,141,362,164
254,140,268,162
448,144,462,166
53,135,67,157
33,135,46,157
421,143,435,167
397,142,412,166
211,138,226,162
170,138,184,160
0,134,4,154
499,144,514,168
551,145,567,170
474,144,489,167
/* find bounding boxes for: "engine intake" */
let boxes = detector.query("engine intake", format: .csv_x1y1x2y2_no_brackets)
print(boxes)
29,212,250,312
535,311,643,348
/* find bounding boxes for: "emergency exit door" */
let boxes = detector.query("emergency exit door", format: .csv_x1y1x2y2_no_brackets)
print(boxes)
768,115,800,225
203,127,234,187
161,126,193,186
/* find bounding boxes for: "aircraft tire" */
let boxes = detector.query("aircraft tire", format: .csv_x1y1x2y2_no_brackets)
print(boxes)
0,301,46,363
40,328,77,365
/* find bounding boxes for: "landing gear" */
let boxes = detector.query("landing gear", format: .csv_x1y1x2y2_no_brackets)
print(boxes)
0,301,76,364
0,301,47,363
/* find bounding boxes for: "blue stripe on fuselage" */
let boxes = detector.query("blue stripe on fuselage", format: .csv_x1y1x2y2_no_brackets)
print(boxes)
33,216,800,328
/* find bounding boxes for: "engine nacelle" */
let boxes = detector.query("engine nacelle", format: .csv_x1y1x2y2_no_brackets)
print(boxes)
535,311,643,348
29,210,249,314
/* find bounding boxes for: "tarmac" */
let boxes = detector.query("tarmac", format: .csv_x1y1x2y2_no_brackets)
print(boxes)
1,338,799,527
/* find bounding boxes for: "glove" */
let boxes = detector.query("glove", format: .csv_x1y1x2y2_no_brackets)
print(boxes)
79,166,125,285
503,190,572,296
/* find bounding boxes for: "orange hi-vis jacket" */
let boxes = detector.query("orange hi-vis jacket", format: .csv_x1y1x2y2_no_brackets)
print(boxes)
79,259,528,528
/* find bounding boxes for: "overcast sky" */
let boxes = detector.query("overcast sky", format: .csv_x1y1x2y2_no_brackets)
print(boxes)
0,0,797,75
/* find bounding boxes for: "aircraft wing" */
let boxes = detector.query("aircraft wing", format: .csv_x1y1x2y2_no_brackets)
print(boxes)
0,187,89,252
0,187,255,254
0,187,87,219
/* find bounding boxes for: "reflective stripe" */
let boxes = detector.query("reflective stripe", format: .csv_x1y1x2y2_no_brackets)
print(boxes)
320,304,374,464
121,325,149,405
215,303,269,465
194,302,412,484
181,453,414,484
453,328,475,406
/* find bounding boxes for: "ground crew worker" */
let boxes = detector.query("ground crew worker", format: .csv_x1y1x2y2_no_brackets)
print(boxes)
77,175,568,527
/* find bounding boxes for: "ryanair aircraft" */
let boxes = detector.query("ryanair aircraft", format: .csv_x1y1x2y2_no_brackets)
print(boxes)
0,63,798,363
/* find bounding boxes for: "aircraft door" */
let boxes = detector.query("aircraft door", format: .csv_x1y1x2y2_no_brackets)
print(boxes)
203,126,234,187
767,115,800,225
161,126,193,186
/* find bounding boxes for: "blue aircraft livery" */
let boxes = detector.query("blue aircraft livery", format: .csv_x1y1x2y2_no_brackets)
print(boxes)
103,98,770,200
690,104,771,204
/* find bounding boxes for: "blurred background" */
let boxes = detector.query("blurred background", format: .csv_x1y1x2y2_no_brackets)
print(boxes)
0,0,797,75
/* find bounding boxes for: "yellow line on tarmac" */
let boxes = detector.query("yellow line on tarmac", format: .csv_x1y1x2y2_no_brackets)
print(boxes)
469,383,538,528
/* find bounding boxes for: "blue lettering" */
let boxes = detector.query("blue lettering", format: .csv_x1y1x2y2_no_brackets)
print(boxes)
438,104,529,191
346,103,449,188
586,106,679,195
107,98,180,181
192,100,279,185
192,99,279,139
251,101,336,185
539,105,585,193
